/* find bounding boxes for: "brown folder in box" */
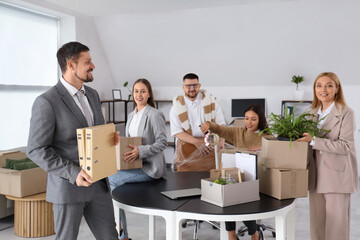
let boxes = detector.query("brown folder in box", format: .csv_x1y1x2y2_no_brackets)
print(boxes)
117,137,142,170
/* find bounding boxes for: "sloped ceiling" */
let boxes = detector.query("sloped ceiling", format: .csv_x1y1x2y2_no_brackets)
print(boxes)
42,0,278,16
38,0,360,87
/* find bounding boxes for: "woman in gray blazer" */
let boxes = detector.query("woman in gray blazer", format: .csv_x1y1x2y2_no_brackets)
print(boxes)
298,72,358,240
109,78,167,240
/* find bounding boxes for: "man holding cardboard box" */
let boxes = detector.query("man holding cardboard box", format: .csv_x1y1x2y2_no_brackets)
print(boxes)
170,73,225,171
27,42,119,240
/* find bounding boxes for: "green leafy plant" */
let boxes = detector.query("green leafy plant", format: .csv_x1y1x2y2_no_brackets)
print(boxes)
260,104,330,146
123,81,132,100
291,75,304,91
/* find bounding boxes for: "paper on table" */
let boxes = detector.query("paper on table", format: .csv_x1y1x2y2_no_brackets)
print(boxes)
235,152,257,181
221,153,236,168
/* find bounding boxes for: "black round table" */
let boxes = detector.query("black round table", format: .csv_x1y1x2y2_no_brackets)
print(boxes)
112,170,296,240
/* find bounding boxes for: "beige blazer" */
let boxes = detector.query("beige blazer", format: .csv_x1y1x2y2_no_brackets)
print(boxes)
308,104,358,193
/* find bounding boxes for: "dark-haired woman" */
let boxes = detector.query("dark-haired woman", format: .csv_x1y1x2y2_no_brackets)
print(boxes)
201,104,268,240
109,79,167,240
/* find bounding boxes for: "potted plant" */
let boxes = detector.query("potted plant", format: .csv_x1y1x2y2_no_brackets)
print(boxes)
123,81,132,100
260,104,329,146
291,75,304,100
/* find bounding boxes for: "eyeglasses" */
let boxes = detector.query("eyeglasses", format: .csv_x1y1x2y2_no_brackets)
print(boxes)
183,83,199,89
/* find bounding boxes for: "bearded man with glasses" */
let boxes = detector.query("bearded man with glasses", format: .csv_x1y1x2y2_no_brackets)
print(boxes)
170,73,225,171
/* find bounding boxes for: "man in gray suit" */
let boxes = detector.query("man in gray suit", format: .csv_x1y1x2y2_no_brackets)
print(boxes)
27,42,119,240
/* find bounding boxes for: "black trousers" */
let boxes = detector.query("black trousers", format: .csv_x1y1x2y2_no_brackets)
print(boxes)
225,220,257,235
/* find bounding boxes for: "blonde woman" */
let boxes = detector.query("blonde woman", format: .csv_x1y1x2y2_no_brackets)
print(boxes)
298,72,358,240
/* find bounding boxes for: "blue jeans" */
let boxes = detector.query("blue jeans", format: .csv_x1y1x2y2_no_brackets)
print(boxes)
108,169,153,239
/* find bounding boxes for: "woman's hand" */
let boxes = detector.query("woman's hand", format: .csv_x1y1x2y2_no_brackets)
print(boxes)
296,133,313,143
123,144,139,163
248,145,262,151
200,121,211,134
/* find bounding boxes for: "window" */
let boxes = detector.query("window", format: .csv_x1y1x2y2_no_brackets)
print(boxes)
0,2,59,150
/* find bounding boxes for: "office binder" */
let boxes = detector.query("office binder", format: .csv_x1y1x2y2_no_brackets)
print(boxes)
77,123,117,182
76,128,86,170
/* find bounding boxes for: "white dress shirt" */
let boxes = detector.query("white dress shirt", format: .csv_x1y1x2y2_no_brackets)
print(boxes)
170,92,225,137
60,77,94,121
128,105,148,137
310,101,335,146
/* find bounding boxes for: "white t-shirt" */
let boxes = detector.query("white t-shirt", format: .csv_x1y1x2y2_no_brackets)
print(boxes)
128,105,148,137
310,101,335,146
170,92,225,138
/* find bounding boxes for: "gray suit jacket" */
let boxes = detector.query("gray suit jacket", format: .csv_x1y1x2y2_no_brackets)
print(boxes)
126,106,167,179
308,104,359,193
27,81,107,204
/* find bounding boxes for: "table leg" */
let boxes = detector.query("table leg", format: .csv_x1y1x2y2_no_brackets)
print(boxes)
165,212,177,240
275,215,286,240
113,204,120,234
220,221,228,240
286,206,295,240
149,215,155,240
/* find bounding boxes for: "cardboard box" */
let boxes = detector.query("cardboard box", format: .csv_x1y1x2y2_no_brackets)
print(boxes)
260,136,309,170
117,137,142,170
0,151,46,197
259,164,308,200
0,194,14,219
201,178,259,207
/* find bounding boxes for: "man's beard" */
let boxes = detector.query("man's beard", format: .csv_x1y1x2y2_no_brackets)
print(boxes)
75,70,93,83
185,90,198,99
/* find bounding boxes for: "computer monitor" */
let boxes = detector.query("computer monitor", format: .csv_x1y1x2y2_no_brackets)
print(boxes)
231,98,266,118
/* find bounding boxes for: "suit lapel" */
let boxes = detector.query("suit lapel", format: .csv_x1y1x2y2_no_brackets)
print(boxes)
321,105,341,137
137,106,150,137
55,81,88,127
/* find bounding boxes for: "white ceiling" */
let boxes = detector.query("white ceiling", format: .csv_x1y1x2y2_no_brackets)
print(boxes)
42,0,279,16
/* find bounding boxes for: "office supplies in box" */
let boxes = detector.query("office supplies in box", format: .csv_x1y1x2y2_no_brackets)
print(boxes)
117,137,142,170
77,123,117,182
210,168,243,183
202,152,260,207
0,151,46,197
260,136,310,170
259,164,308,200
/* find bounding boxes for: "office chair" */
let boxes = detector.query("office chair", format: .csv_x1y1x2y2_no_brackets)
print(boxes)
237,220,275,239
182,219,220,240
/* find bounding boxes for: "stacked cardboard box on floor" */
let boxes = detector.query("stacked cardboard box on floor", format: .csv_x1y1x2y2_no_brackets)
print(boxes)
0,151,47,198
258,136,309,200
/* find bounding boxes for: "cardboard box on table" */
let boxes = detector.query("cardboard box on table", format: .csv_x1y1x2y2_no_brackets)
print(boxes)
0,151,46,198
77,124,117,182
202,151,260,207
260,136,309,170
116,137,142,170
259,164,308,200
201,178,259,207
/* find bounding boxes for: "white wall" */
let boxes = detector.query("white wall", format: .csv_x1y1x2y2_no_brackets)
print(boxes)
90,1,360,173
93,0,360,88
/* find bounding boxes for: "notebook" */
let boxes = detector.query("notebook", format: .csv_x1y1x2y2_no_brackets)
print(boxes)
161,188,202,200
